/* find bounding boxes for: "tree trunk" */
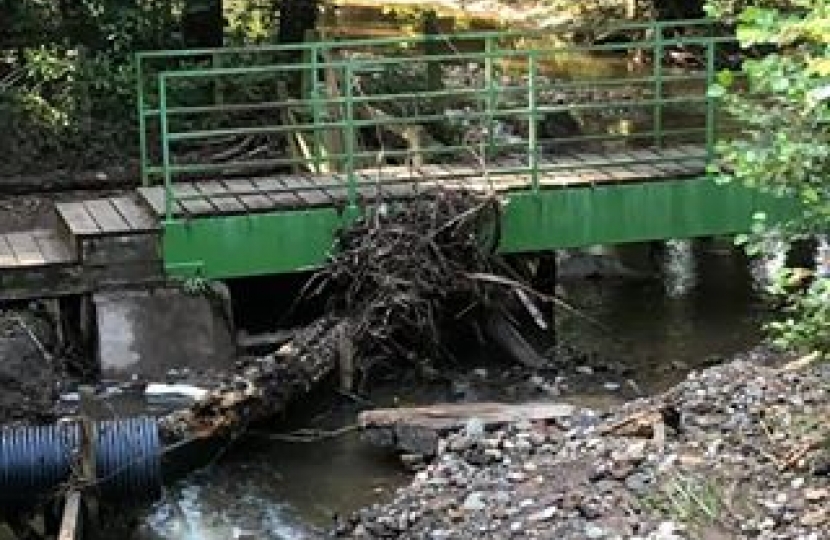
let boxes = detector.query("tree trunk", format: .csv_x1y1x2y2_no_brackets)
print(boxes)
277,0,319,44
182,0,223,48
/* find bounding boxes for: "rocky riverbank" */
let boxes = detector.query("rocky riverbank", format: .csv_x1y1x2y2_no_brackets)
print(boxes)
336,349,829,539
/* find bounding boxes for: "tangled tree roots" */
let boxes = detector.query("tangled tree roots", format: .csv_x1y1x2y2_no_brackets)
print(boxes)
303,188,504,378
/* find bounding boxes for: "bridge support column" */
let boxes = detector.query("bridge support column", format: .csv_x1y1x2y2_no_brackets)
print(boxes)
93,284,235,380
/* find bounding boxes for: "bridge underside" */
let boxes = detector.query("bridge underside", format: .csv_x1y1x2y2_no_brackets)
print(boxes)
161,172,796,279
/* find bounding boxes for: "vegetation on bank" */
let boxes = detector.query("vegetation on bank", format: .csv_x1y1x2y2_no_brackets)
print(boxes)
707,0,829,357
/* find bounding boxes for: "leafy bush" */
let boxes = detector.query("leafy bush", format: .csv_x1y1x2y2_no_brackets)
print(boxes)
766,271,830,355
706,0,829,356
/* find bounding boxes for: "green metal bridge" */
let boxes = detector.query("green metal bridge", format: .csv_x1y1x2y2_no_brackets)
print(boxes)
110,20,796,280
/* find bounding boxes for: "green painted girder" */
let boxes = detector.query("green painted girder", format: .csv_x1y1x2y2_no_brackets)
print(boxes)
498,175,797,253
162,176,799,279
164,207,343,278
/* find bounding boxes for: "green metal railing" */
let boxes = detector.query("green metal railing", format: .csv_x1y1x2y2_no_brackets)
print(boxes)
137,19,735,222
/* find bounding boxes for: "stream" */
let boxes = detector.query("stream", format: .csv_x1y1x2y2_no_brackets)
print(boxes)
133,238,769,539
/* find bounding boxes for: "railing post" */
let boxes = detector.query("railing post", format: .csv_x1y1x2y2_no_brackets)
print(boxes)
423,10,442,92
527,51,540,193
653,21,664,148
212,52,223,105
344,60,358,214
705,30,717,164
159,74,173,222
485,36,497,160
310,44,324,174
137,55,149,186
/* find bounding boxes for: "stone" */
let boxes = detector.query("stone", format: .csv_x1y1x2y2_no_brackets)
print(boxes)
804,487,829,501
462,492,486,512
624,472,653,494
528,506,557,522
759,517,776,530
650,521,683,540
585,523,607,538
801,509,827,527
507,471,528,483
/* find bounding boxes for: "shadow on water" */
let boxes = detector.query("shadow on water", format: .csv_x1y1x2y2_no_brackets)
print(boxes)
137,433,405,538
554,239,765,408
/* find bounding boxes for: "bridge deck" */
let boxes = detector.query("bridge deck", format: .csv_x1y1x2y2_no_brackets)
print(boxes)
137,144,707,218
0,229,74,268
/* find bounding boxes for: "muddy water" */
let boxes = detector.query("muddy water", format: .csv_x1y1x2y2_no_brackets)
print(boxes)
132,238,767,539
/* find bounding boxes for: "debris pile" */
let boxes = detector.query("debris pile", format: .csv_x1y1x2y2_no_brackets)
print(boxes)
305,188,503,379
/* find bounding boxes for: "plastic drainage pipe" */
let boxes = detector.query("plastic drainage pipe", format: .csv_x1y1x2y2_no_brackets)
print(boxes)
0,417,161,509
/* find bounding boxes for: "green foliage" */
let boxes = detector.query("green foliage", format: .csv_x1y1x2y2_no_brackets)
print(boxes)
766,271,830,355
1,1,280,175
643,473,728,530
181,276,212,295
707,0,829,355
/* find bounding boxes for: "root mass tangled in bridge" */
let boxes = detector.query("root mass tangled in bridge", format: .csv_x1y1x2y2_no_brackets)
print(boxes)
304,188,503,380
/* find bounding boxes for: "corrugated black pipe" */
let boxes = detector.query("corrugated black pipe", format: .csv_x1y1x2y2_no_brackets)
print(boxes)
0,417,161,509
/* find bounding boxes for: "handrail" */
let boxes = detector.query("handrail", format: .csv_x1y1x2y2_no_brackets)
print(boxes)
142,19,733,219
136,18,719,60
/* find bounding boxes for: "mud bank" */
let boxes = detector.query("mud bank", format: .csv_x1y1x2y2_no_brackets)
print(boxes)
0,308,61,424
338,349,829,539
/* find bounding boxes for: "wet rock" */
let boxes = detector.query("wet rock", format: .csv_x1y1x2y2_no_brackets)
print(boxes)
462,491,486,512
584,523,608,538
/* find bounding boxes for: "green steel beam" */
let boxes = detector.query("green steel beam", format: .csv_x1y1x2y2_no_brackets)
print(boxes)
162,176,799,279
498,176,798,253
163,207,344,278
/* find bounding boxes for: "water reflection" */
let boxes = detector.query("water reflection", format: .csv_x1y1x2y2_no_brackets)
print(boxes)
662,239,696,297
135,432,405,539
558,238,763,398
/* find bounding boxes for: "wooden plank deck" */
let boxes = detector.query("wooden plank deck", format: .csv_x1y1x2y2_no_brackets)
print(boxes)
0,229,74,269
57,196,159,236
136,144,709,218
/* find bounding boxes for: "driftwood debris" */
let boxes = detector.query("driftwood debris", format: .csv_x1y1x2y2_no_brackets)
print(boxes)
160,317,342,441
359,401,575,455
303,188,529,380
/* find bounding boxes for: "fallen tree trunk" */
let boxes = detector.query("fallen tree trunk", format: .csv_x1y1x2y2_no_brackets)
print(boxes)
484,307,548,368
159,316,343,441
